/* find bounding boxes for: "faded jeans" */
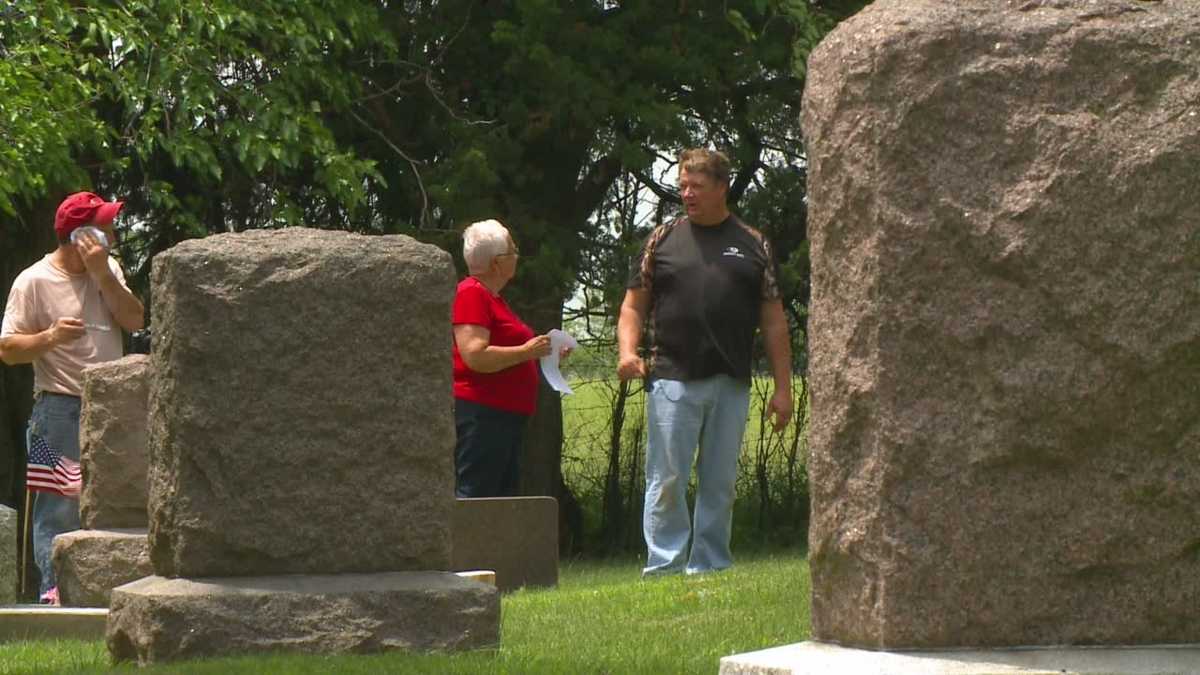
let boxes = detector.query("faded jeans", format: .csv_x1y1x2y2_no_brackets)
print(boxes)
28,393,82,594
642,375,750,576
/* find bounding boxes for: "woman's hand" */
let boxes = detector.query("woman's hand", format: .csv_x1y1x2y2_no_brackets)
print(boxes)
523,334,552,360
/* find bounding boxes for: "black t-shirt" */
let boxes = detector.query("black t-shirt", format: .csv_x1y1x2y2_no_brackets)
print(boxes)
627,215,781,381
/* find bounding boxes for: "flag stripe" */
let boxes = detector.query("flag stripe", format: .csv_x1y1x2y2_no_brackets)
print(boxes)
26,434,81,497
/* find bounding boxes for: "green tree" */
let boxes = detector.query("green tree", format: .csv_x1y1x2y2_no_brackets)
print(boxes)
1,0,869,552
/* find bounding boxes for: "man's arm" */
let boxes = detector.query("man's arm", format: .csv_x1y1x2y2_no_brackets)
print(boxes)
760,299,793,431
0,318,86,366
77,236,144,332
96,273,145,332
616,288,650,381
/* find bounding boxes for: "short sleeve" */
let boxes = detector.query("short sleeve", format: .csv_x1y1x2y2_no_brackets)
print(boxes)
452,282,493,328
626,220,676,291
626,245,646,290
1,281,31,337
107,257,130,290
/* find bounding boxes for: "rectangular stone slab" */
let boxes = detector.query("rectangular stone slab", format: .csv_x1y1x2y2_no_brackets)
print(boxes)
52,529,152,608
452,497,558,591
0,608,108,642
106,572,499,665
720,641,1200,675
148,229,456,577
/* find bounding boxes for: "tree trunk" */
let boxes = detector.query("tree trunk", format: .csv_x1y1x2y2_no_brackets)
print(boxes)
515,298,583,554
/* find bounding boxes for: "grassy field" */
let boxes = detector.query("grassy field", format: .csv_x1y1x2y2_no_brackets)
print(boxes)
560,375,808,486
0,553,811,674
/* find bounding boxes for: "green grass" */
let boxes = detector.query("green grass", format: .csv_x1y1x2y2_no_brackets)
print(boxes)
561,375,808,486
0,553,811,675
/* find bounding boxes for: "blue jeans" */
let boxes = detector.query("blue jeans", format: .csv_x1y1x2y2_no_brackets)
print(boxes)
642,375,751,576
28,393,82,594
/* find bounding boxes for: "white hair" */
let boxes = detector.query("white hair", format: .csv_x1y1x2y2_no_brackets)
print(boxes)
462,219,511,273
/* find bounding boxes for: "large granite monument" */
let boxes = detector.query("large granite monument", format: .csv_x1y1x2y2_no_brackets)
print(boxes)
106,229,499,664
801,0,1200,649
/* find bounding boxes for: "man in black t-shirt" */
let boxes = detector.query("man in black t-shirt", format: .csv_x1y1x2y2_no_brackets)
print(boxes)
617,148,793,576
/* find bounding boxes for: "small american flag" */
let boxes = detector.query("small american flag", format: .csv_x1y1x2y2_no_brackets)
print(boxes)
27,434,81,497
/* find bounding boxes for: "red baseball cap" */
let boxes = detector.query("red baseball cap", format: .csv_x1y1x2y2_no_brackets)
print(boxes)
54,192,125,238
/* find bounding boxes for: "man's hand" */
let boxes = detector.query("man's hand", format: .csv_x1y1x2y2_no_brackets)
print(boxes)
617,352,646,381
48,318,86,347
74,231,113,283
765,388,793,432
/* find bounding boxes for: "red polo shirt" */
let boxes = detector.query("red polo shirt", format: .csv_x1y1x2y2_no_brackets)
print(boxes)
451,276,539,416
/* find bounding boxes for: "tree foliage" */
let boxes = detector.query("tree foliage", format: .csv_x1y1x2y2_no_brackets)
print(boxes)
1,0,870,549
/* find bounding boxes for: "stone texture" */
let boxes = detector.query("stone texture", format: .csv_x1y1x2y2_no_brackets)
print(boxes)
80,355,152,529
0,505,16,604
802,0,1200,649
52,529,151,608
452,497,558,591
106,572,499,665
147,229,456,578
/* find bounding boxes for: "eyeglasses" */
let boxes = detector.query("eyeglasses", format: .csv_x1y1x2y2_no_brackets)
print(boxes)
497,244,520,258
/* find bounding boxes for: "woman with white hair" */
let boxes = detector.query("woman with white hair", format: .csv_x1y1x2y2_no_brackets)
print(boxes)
451,219,551,497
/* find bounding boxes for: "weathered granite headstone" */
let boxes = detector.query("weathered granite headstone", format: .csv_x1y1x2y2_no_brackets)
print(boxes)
79,355,152,529
802,0,1200,650
147,229,455,578
107,229,498,664
52,529,151,608
0,505,16,605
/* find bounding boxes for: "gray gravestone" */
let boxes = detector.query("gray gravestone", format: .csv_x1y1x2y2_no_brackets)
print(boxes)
0,505,16,604
452,497,558,591
108,229,498,664
79,355,152,529
146,229,456,578
802,0,1200,650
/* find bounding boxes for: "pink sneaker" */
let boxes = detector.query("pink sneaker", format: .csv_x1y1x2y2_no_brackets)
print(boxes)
39,587,60,606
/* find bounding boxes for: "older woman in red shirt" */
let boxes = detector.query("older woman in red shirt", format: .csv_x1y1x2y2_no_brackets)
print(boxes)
452,219,551,497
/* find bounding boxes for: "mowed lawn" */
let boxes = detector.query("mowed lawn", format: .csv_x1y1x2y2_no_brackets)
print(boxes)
560,375,807,490
0,553,811,674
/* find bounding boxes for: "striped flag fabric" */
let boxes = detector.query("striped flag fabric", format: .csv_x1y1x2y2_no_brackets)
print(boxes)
27,434,81,497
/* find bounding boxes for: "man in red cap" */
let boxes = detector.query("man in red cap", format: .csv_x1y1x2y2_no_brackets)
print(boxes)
0,191,144,602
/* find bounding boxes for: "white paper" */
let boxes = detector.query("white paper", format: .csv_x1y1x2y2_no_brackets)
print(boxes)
540,329,579,395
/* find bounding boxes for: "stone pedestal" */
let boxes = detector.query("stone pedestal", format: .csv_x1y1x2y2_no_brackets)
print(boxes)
452,497,558,591
720,641,1200,675
801,0,1200,649
0,607,108,641
107,573,499,665
52,529,151,608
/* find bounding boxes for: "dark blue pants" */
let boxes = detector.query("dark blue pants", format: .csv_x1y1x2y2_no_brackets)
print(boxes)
454,398,526,498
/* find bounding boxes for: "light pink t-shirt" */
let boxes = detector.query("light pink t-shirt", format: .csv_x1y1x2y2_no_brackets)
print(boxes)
1,254,129,396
